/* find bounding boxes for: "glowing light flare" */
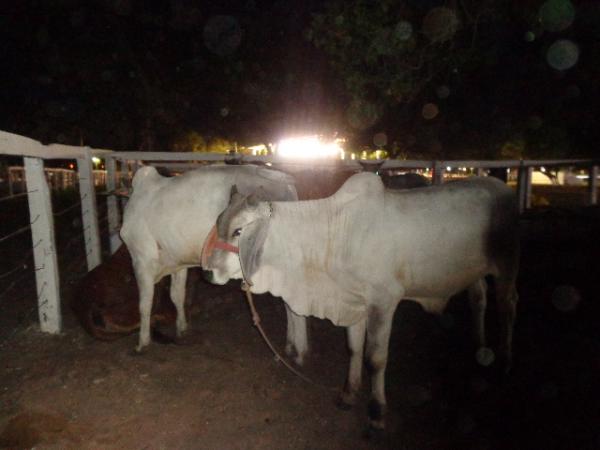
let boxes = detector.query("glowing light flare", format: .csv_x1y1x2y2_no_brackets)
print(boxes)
275,136,344,159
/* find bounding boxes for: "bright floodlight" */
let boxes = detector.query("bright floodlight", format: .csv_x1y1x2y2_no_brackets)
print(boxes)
276,136,343,159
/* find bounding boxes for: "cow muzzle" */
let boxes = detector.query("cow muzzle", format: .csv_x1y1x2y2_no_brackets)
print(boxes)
201,225,240,268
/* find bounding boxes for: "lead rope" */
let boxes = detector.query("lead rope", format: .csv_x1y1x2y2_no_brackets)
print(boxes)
241,281,337,392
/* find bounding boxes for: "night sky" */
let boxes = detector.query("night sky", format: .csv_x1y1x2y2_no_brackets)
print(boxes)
0,0,599,159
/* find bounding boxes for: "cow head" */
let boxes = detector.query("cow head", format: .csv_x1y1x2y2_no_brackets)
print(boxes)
202,185,271,286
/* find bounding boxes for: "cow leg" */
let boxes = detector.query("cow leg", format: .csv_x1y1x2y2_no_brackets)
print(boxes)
467,278,488,349
339,318,366,409
495,276,518,372
284,305,309,366
134,265,155,352
365,304,398,430
170,269,188,337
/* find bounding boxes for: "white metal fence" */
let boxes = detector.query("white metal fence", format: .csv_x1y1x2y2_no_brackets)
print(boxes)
1,129,598,337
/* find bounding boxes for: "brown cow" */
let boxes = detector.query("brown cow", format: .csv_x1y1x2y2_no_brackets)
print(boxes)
70,245,180,341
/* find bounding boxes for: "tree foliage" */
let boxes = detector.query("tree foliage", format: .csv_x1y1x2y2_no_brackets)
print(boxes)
308,0,599,158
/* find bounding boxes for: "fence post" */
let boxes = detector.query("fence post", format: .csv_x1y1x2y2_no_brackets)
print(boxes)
77,148,102,271
23,157,62,334
432,161,444,185
8,168,14,196
106,156,122,254
517,162,532,213
588,164,598,206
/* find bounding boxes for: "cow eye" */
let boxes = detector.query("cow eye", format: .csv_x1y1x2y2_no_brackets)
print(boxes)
232,228,242,237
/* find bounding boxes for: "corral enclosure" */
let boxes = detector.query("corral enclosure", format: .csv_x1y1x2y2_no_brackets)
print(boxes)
1,130,600,449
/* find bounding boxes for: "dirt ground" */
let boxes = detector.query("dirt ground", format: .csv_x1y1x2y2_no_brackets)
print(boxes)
1,206,600,449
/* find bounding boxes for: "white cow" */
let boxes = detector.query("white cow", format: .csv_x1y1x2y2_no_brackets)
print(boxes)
202,173,520,430
120,164,309,363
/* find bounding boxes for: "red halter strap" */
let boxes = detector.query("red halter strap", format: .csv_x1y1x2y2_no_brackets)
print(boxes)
201,225,239,268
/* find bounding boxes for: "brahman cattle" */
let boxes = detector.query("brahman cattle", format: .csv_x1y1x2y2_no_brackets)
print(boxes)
120,164,308,363
202,173,520,430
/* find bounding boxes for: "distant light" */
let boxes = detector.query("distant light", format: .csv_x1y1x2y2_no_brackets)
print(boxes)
540,166,546,172
446,166,452,171
92,157,101,165
276,136,343,159
265,162,272,167
247,144,267,156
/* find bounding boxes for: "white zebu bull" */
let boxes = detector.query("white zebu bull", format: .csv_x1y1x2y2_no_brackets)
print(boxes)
120,164,308,362
202,173,520,430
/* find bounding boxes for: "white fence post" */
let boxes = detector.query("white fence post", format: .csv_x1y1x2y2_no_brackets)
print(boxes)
77,148,102,271
23,157,62,334
432,161,444,185
588,164,598,206
517,163,532,213
105,156,122,254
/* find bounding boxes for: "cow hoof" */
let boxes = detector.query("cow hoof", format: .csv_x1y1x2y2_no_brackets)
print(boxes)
335,392,356,411
362,424,386,443
133,342,149,355
174,334,195,346
285,342,294,356
130,348,145,357
367,399,386,430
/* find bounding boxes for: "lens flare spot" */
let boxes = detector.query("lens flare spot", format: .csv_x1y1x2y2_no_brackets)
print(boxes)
546,39,579,70
539,0,575,32
551,285,581,312
524,31,536,42
346,100,382,130
394,20,413,41
373,132,388,147
422,7,460,43
475,347,495,367
203,15,242,57
436,85,450,99
422,102,439,120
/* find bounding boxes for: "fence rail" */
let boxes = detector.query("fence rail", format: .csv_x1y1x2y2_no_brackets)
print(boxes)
1,129,599,337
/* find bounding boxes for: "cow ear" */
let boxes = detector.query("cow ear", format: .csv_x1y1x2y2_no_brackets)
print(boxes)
239,218,270,284
230,184,239,200
246,192,260,207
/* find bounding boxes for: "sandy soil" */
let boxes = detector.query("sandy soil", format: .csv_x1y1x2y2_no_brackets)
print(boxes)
1,206,600,449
